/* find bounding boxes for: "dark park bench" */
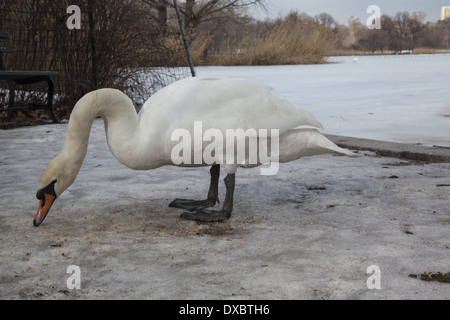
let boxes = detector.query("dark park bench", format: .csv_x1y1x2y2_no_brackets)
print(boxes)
0,30,59,123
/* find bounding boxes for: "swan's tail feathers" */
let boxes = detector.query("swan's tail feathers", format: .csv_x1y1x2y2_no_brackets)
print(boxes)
324,143,358,157
313,131,358,157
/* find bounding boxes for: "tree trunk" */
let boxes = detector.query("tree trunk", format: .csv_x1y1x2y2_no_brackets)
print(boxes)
156,0,167,34
185,0,195,31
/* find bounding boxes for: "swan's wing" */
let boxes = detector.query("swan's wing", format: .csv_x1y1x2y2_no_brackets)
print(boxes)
139,77,323,138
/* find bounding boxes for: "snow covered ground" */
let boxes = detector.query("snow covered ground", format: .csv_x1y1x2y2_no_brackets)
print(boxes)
1,122,449,300
196,54,450,147
0,54,449,300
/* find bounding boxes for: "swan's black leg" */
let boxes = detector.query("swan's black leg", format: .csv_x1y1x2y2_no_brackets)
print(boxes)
180,173,235,222
169,164,220,211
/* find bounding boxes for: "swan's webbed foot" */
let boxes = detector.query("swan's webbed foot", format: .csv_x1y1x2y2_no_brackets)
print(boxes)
169,164,221,212
181,208,231,222
180,173,235,223
169,198,218,212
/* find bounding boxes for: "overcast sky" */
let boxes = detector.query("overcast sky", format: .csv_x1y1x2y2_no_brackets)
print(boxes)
250,0,449,24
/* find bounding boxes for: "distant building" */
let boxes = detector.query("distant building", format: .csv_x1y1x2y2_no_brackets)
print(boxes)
441,6,450,20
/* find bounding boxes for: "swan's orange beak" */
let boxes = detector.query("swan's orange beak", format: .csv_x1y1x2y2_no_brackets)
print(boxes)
34,194,55,227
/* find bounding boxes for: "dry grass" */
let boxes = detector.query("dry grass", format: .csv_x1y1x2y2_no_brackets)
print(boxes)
192,23,335,66
329,47,450,56
412,47,445,54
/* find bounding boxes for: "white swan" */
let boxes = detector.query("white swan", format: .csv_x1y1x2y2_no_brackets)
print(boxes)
34,77,356,226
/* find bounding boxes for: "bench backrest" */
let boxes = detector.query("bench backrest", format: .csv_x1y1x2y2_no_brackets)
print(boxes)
0,31,14,70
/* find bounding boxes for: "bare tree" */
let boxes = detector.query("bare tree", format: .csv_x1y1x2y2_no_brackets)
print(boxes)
185,0,196,30
315,12,337,29
185,0,266,30
157,0,169,34
143,0,266,31
420,19,450,49
393,11,411,51
346,17,366,50
408,11,426,48
379,11,426,51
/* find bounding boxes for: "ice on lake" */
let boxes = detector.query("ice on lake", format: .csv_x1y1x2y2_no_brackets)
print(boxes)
195,54,450,147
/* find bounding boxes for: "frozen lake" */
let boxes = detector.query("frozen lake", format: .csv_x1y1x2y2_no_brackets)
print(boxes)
195,54,450,147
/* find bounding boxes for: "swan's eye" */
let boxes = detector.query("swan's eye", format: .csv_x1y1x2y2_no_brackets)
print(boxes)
36,180,58,202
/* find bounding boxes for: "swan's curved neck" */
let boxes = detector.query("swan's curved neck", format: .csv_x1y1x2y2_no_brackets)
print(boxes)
60,89,161,173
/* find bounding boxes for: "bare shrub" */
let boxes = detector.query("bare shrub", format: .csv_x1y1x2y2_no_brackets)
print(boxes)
0,0,188,120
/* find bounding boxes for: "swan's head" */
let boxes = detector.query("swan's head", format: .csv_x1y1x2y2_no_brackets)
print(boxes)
34,155,79,226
